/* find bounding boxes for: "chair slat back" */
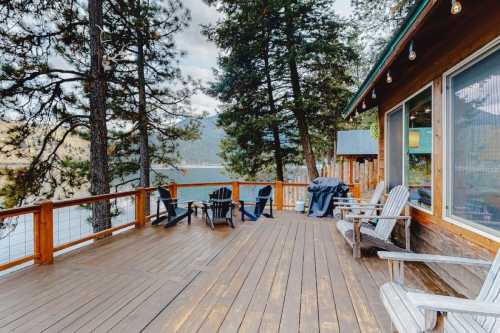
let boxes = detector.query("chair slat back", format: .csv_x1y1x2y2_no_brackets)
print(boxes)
254,185,272,217
474,250,500,331
374,185,409,241
158,187,177,216
362,181,386,217
209,187,232,220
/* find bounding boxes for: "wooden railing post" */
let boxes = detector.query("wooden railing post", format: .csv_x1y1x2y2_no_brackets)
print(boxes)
135,187,146,228
34,200,54,265
232,181,240,203
168,182,177,199
352,183,361,199
275,180,284,211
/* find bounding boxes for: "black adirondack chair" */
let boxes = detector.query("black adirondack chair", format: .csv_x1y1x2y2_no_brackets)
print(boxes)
202,187,234,230
152,187,193,228
239,185,273,222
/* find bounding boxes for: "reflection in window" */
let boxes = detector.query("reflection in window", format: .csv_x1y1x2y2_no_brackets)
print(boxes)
448,48,500,233
405,87,432,210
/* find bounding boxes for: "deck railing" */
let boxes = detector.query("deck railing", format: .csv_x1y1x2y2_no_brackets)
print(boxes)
0,180,361,273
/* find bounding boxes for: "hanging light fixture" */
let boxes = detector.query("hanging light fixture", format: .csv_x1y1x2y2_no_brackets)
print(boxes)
386,71,392,83
408,41,416,61
371,89,376,99
410,114,416,120
362,100,366,109
355,109,360,118
349,116,353,122
451,0,462,15
424,107,431,113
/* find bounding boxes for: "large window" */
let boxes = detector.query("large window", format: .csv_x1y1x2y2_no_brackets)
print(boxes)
405,87,433,211
446,46,500,235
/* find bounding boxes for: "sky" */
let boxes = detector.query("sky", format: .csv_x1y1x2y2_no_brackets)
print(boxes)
177,0,353,116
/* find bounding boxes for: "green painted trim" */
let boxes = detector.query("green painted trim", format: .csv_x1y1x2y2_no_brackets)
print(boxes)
343,0,430,118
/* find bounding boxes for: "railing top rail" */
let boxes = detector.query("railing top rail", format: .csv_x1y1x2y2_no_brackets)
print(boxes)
53,190,137,209
0,205,40,218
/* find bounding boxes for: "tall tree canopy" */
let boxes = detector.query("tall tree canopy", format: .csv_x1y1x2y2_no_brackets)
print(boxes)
206,0,358,180
0,0,199,228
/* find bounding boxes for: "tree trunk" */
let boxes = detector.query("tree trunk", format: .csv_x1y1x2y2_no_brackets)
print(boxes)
270,124,284,181
261,17,284,181
133,0,150,213
88,0,111,232
284,4,319,181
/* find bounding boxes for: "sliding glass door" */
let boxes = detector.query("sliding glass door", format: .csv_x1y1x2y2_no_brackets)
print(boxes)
386,107,403,191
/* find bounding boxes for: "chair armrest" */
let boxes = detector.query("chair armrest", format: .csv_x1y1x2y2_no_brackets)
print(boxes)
332,196,356,201
407,292,500,317
338,203,384,208
377,251,492,267
346,215,411,221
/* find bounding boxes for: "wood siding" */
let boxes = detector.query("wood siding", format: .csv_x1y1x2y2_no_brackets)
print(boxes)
376,1,500,297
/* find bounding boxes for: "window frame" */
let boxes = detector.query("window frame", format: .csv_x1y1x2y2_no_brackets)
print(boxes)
384,82,434,214
442,36,500,242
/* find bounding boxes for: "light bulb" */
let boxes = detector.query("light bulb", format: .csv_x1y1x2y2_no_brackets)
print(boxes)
451,0,462,15
372,89,376,99
355,110,359,117
424,107,431,113
362,100,366,109
386,71,392,83
408,41,416,61
410,115,416,120
349,117,353,123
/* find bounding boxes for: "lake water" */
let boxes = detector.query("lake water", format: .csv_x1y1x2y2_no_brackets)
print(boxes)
0,167,277,269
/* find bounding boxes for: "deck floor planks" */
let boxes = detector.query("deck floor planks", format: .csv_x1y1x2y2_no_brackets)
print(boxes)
299,220,319,332
247,219,299,333
174,223,277,333
216,223,289,333
196,223,282,332
329,222,385,333
320,222,361,333
0,212,458,333
278,219,305,333
313,221,340,333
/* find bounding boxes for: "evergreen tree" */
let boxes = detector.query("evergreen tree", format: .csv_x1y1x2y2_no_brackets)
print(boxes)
105,0,200,193
206,0,358,179
0,1,199,229
205,0,299,180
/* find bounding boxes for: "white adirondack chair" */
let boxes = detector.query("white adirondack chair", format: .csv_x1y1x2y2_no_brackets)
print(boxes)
334,181,386,220
336,185,410,258
378,250,500,333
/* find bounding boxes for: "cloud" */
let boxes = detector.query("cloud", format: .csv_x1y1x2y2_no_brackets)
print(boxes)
176,0,220,115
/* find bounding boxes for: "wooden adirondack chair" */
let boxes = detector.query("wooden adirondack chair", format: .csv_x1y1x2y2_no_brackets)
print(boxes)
202,187,235,230
152,187,193,228
239,185,273,222
378,250,500,333
336,185,410,258
334,181,386,220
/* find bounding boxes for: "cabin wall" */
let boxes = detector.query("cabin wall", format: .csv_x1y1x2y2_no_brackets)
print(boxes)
377,5,500,298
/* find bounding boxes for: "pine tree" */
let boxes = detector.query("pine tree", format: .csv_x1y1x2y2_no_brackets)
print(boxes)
206,0,358,180
205,0,299,180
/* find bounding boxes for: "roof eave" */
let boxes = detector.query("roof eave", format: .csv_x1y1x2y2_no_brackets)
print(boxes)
343,0,436,119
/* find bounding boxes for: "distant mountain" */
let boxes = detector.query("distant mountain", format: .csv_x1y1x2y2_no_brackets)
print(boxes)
177,116,225,165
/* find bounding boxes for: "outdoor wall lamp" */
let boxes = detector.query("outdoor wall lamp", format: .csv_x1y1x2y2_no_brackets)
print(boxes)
451,0,462,15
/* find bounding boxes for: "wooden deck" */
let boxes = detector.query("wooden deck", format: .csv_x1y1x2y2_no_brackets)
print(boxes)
0,212,457,332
